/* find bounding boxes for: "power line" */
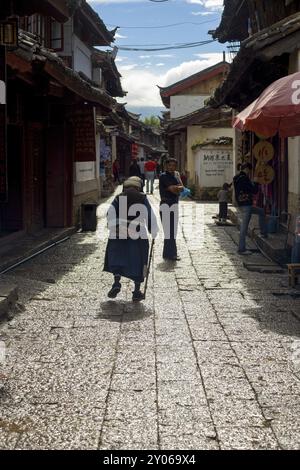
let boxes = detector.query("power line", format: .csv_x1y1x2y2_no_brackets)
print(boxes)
108,18,219,29
118,40,214,46
114,40,215,52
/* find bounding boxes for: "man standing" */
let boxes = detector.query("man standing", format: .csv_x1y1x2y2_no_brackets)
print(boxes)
159,158,183,261
144,157,157,194
233,162,268,255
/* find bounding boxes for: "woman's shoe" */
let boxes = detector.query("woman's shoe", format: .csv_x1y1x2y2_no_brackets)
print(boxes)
108,283,121,298
132,290,145,302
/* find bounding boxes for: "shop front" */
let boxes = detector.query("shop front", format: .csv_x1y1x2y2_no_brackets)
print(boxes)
240,133,289,232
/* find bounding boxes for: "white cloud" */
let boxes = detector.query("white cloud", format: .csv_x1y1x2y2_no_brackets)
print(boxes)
119,64,139,71
139,55,151,59
154,54,174,58
156,63,165,67
192,11,215,15
115,33,127,39
118,53,225,107
115,56,128,62
186,0,223,10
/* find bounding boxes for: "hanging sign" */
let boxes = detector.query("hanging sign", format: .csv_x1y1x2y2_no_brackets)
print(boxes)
254,163,275,185
253,141,274,163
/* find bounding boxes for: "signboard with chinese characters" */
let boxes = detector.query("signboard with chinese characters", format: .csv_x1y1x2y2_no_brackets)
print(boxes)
0,46,7,203
196,147,233,188
253,140,275,185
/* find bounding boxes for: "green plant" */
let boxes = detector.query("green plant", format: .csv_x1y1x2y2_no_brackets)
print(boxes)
191,140,204,151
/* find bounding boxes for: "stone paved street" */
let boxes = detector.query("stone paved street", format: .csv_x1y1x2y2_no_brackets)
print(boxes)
1,191,300,450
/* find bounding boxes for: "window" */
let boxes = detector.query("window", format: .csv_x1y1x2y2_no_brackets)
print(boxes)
50,20,64,51
23,15,46,45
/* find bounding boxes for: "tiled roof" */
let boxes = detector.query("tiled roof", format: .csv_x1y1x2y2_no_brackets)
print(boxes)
8,30,116,110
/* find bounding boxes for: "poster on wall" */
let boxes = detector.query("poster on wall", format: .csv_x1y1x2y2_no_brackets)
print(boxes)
198,147,233,187
100,138,111,177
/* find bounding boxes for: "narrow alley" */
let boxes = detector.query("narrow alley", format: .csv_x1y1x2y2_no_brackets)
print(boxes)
1,192,300,450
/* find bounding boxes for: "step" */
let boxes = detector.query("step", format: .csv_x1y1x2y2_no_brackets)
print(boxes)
0,280,18,320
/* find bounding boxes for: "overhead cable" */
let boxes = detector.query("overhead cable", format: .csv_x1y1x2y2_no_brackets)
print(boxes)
115,40,215,52
107,18,219,29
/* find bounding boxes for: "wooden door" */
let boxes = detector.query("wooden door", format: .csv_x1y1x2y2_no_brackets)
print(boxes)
46,126,65,227
26,123,45,232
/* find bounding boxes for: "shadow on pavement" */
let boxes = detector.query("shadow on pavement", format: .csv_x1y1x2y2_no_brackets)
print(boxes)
206,221,300,340
98,300,153,323
1,233,100,313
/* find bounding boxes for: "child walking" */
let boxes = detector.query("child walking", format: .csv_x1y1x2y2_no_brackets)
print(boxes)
217,183,231,223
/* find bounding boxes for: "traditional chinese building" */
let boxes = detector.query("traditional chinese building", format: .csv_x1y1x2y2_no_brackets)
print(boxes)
210,0,300,240
0,0,116,242
159,61,235,196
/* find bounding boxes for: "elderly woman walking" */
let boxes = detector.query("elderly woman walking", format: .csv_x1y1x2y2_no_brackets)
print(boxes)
104,176,158,301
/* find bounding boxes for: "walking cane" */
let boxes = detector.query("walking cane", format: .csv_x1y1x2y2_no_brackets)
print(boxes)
143,239,155,299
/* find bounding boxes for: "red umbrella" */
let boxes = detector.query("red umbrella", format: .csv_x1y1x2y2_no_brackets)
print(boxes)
233,72,300,137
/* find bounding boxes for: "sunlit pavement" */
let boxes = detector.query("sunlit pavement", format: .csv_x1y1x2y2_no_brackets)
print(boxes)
0,187,300,450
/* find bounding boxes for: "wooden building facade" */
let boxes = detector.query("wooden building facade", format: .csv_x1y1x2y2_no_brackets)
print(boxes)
0,0,117,241
211,0,300,238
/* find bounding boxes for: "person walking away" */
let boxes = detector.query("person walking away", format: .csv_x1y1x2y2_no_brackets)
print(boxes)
233,163,268,255
217,183,231,222
137,158,145,186
159,158,183,261
104,176,158,301
129,159,142,178
112,159,121,184
144,157,157,194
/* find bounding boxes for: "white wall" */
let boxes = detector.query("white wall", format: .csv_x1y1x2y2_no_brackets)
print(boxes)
187,127,235,183
73,35,92,78
170,95,209,119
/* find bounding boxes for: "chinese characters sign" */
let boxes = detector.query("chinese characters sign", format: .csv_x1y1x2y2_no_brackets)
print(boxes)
253,140,275,185
197,148,233,188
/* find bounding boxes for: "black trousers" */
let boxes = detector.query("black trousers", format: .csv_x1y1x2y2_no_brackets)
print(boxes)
160,202,178,259
219,202,228,220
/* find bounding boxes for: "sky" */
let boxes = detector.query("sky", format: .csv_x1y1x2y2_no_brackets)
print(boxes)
87,0,225,114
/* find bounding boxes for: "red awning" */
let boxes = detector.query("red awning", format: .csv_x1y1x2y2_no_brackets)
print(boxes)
233,71,300,138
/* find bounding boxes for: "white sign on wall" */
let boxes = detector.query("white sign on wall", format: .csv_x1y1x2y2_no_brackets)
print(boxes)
197,147,233,187
76,162,95,182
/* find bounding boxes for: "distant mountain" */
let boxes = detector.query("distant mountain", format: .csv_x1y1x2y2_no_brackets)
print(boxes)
126,106,166,119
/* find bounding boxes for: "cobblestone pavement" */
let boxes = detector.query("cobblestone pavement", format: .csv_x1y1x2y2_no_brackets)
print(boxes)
1,190,300,450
